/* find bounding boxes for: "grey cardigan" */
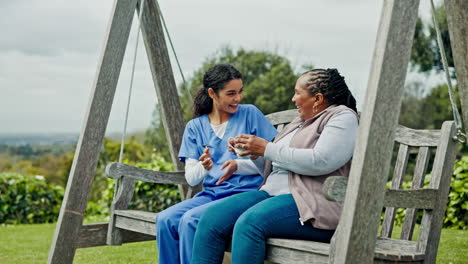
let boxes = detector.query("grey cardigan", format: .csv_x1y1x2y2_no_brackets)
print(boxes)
263,104,358,230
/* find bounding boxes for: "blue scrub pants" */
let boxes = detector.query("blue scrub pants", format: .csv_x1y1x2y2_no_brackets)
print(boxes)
191,191,335,264
156,193,224,264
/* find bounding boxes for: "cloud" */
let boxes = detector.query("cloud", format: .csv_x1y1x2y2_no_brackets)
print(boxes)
2,0,439,134
0,0,112,56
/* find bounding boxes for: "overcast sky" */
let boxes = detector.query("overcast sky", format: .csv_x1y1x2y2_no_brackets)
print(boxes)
0,0,443,135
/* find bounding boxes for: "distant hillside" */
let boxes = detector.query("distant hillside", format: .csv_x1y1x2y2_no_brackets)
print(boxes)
0,133,79,146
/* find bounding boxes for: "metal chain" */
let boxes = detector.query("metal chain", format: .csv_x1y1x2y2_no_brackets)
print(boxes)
118,0,146,163
430,0,466,143
431,0,466,143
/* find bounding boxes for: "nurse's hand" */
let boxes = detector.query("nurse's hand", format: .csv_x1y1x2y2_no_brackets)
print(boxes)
199,147,213,171
216,160,237,185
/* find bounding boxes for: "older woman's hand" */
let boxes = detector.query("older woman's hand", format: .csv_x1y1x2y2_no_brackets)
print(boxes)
233,134,269,157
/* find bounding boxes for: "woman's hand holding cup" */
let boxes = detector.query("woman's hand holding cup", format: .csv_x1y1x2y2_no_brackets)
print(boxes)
230,135,268,158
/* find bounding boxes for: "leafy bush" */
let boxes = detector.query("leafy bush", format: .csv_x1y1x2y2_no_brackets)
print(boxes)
0,172,64,224
387,154,468,229
445,155,468,229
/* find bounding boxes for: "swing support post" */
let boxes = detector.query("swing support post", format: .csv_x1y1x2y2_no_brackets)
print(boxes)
445,0,468,132
330,1,420,263
47,0,138,262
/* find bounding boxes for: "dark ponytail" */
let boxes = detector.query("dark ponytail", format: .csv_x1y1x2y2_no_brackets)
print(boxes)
193,64,242,117
301,68,357,113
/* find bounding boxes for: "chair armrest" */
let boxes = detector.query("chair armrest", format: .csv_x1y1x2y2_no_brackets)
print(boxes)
105,162,186,185
323,176,348,202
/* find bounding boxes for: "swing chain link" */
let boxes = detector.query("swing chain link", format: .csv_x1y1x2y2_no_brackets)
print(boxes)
454,129,466,144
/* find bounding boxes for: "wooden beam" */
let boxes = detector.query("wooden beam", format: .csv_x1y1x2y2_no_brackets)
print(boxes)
445,0,468,132
47,0,138,263
138,0,184,169
77,223,154,248
106,162,186,184
329,1,420,263
138,0,200,199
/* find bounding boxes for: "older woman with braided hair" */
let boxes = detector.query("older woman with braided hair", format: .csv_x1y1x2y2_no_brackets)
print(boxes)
191,68,359,264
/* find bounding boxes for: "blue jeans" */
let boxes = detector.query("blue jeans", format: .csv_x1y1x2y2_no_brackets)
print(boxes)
156,194,224,264
191,191,335,264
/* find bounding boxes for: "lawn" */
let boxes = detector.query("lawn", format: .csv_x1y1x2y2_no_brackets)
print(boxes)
0,223,466,263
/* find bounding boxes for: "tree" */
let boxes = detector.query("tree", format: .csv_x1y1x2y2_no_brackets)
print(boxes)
146,47,305,157
410,4,453,73
179,47,300,119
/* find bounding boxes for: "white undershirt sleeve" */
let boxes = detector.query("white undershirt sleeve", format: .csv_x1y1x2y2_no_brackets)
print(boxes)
184,158,209,186
235,158,263,176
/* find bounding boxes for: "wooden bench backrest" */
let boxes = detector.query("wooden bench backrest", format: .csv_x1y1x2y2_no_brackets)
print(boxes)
265,110,457,261
265,109,298,132
381,121,457,259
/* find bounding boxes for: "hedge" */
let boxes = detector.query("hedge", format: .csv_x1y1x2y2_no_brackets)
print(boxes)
0,172,64,224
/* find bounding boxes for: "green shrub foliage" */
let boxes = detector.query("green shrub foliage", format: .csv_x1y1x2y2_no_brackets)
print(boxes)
0,172,64,224
386,154,468,230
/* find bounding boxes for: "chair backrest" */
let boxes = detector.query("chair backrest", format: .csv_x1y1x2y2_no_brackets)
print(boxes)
380,121,457,261
265,109,298,132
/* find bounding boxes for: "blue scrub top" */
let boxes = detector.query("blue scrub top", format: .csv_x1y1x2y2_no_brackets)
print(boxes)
178,104,278,198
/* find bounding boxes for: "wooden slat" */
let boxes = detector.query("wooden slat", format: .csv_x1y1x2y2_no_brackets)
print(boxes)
265,109,298,126
265,245,328,264
276,124,285,133
383,189,437,209
330,1,420,263
114,210,158,236
445,0,468,132
47,0,138,263
401,147,430,240
395,126,441,147
106,162,186,184
381,144,410,238
417,121,458,263
263,237,424,263
267,239,330,256
114,209,157,222
77,223,153,248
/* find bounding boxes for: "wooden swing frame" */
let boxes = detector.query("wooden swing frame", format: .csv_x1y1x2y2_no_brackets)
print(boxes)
48,0,468,263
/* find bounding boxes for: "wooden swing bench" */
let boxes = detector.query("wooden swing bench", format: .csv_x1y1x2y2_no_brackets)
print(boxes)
105,109,458,264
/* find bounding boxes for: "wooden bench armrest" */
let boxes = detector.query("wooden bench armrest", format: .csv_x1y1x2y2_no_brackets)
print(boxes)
105,162,186,185
323,176,348,202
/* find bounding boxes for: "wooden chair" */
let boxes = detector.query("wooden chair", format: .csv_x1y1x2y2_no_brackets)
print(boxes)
105,109,458,263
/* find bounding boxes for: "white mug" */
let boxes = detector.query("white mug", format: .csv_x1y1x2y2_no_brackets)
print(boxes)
228,137,251,159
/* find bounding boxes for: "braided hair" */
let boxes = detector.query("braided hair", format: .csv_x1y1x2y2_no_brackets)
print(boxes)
193,64,242,117
300,68,357,113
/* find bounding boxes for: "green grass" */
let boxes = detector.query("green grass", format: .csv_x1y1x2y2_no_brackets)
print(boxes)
0,223,157,264
0,223,466,263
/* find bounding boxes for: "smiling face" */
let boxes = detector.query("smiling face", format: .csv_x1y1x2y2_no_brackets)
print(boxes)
209,78,244,117
292,76,316,120
292,75,327,120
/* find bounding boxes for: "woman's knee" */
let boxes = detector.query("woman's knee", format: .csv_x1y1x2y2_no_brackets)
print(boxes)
234,210,264,236
156,208,177,232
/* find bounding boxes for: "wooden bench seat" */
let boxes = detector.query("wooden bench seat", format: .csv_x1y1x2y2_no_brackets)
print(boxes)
108,209,427,263
103,109,457,263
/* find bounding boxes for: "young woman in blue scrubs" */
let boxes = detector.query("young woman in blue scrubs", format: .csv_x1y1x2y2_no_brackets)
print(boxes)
155,64,277,264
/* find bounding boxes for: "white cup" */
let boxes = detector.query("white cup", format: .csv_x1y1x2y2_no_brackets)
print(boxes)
228,138,251,159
